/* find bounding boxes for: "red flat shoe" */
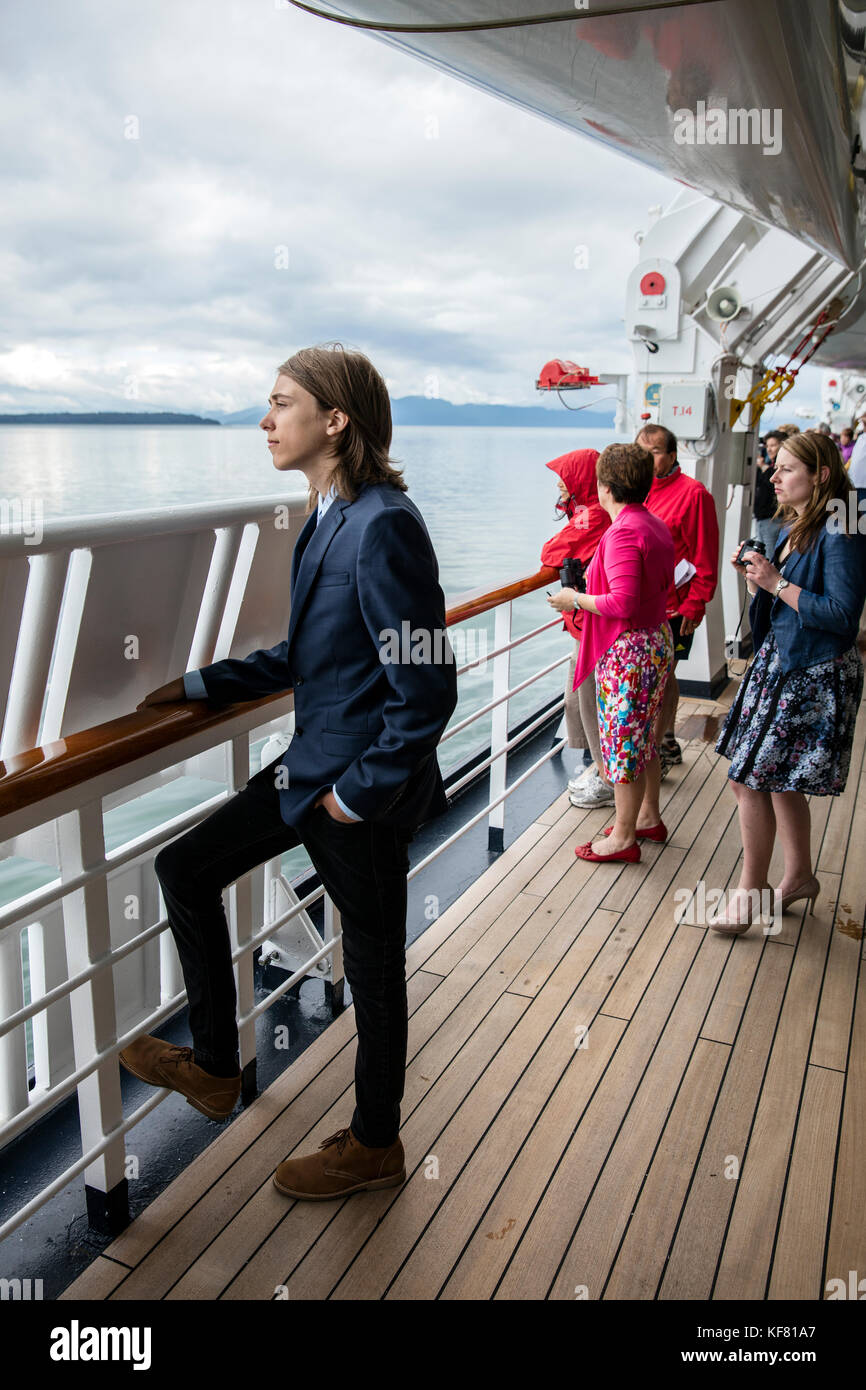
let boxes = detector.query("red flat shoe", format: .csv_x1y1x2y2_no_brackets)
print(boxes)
603,821,667,843
575,840,641,863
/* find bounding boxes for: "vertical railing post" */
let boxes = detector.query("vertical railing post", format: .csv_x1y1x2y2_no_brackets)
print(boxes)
228,735,257,1102
0,550,68,760
57,799,128,1235
323,894,344,1016
158,897,184,1010
0,924,29,1124
28,906,76,1094
488,601,512,853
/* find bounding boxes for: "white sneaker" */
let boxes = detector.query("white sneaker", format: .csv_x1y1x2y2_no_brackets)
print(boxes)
568,769,615,807
567,764,595,793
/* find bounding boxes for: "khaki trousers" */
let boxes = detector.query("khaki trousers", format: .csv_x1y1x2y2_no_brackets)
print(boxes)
564,640,604,770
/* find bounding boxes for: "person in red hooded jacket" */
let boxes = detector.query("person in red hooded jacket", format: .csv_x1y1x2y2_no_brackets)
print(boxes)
540,447,612,807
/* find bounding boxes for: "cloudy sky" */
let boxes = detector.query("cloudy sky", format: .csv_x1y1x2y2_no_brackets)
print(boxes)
0,0,821,417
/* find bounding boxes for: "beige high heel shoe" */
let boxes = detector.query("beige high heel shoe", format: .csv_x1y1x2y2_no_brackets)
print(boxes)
709,882,774,936
775,875,820,914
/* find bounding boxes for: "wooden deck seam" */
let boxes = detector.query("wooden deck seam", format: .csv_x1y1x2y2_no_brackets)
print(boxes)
767,856,866,1301
253,1001,536,1302
758,989,841,1302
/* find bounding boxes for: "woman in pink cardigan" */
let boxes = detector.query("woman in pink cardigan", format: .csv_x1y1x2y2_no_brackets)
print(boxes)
548,443,675,862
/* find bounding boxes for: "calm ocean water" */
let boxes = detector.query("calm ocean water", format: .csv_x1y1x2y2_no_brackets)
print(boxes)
0,421,625,587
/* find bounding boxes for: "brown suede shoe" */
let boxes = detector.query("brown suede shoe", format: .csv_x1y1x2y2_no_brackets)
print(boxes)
273,1125,406,1200
119,1034,240,1120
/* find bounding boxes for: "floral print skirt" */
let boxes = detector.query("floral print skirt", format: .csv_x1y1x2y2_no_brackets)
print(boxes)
595,622,674,783
715,629,864,795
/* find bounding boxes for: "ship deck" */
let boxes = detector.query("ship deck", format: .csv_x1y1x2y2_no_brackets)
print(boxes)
59,681,866,1302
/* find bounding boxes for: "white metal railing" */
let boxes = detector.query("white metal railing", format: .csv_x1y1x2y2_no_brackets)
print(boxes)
0,500,568,1243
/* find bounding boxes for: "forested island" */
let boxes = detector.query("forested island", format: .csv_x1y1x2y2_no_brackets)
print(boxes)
0,412,220,425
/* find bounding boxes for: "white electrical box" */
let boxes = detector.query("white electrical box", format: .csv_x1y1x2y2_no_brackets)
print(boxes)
658,382,711,439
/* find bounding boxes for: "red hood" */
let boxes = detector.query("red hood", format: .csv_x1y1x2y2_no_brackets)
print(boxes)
546,448,600,512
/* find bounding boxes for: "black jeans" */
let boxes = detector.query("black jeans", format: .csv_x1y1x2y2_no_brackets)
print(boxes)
153,760,414,1148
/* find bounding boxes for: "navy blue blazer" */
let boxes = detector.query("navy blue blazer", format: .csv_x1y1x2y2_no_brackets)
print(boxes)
749,503,866,672
185,482,458,830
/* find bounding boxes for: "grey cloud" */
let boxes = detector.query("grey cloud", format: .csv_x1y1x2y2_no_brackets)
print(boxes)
3,0,820,417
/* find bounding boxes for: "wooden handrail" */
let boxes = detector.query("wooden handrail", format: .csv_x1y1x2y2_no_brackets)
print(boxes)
446,566,558,626
0,566,559,818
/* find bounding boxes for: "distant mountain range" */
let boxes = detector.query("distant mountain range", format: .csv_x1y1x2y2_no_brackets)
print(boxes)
220,395,615,428
0,411,219,425
0,398,615,428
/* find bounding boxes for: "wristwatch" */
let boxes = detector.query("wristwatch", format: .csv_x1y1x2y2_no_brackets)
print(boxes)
773,577,790,599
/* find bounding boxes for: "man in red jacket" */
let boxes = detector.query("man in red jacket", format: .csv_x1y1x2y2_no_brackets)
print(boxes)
637,425,720,776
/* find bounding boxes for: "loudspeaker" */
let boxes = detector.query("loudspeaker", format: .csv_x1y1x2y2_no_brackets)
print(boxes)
706,286,742,322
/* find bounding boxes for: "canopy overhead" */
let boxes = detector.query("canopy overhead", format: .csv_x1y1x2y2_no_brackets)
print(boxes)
315,0,865,271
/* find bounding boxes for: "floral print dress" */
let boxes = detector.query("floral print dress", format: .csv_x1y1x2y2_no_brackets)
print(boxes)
715,629,863,795
595,622,675,782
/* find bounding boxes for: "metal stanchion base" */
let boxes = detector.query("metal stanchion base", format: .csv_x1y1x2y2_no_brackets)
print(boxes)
84,1178,129,1237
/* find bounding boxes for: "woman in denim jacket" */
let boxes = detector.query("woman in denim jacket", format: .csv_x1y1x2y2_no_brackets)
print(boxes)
712,432,866,932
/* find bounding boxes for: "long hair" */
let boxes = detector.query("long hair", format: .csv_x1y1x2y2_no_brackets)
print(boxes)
277,341,407,511
772,431,856,552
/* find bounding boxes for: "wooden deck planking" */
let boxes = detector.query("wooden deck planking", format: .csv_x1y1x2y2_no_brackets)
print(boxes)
57,1255,131,1300
213,898,628,1299
435,1015,627,1301
603,1037,730,1299
58,683,865,1301
493,925,705,1299
712,906,835,1299
658,941,793,1300
825,972,866,1290
547,930,732,1300
768,1064,845,1300
182,988,530,1300
815,702,866,879
324,913,631,1300
102,819,629,1297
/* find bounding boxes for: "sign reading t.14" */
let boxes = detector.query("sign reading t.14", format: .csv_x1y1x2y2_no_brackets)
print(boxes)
658,382,711,439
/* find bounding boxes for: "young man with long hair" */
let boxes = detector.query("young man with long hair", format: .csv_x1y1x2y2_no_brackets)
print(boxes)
123,342,458,1198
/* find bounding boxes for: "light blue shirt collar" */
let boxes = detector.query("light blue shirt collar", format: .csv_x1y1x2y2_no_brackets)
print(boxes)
317,481,339,522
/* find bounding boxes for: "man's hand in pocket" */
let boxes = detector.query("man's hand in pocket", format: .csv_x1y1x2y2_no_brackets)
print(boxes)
314,790,357,823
